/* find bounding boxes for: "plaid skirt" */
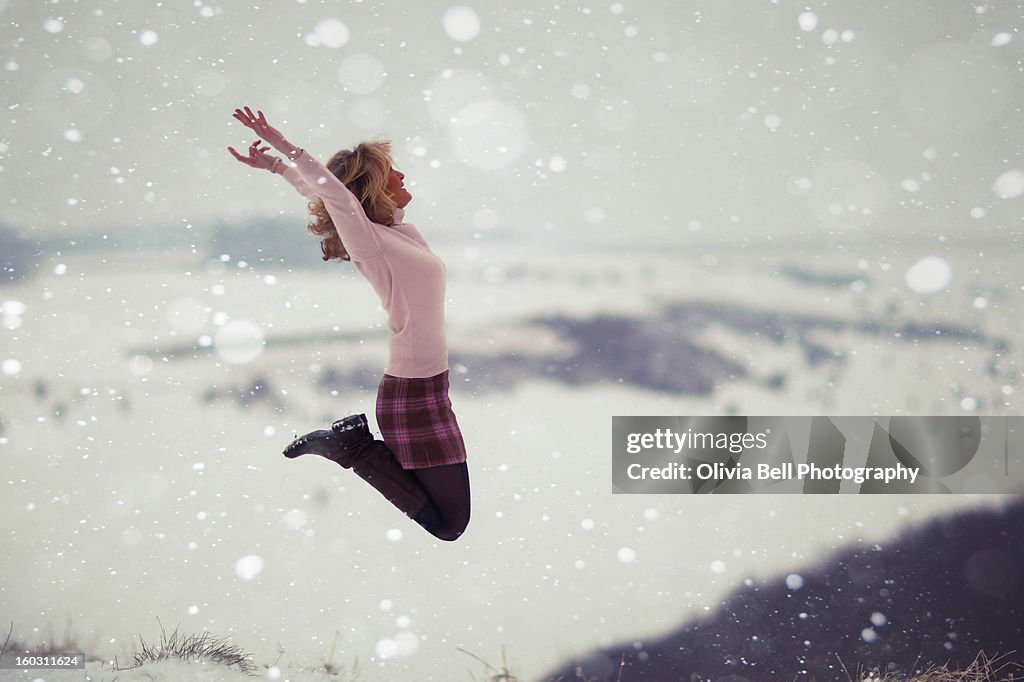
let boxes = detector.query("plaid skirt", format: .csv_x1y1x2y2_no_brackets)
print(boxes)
376,370,468,470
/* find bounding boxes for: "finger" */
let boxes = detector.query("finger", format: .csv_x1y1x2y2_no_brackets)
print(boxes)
245,106,255,120
227,147,244,161
257,110,267,125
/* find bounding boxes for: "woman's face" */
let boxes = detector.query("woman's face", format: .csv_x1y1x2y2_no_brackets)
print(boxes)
386,167,412,208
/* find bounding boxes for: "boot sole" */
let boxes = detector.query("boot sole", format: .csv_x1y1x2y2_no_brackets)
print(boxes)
283,429,342,459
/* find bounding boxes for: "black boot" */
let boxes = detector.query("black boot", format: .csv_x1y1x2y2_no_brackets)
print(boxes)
328,413,376,467
285,414,430,520
281,413,368,464
331,417,431,517
332,413,368,435
348,439,430,519
282,429,340,460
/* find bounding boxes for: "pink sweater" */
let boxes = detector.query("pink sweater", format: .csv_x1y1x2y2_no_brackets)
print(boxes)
281,152,449,379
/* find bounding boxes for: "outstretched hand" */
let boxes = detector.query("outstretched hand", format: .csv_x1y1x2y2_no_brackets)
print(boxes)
227,140,278,171
232,106,287,151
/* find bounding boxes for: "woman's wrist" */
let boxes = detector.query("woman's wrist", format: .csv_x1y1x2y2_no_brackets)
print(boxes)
274,137,302,160
267,137,297,158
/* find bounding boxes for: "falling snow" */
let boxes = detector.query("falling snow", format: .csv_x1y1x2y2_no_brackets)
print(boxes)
905,256,953,295
233,555,264,581
2,0,1021,679
442,6,481,42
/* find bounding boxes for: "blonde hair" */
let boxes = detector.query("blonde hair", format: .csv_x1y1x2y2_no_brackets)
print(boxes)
307,140,398,261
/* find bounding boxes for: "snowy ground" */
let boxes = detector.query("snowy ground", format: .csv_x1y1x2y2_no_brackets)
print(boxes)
0,237,1020,681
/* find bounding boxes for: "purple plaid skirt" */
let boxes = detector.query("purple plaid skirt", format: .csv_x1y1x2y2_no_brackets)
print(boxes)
376,370,468,470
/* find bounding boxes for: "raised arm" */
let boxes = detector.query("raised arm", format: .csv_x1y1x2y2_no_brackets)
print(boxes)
278,165,317,199
232,106,383,260
227,135,318,201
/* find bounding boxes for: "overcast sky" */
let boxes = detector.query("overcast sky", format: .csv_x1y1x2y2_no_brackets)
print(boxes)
1,0,1021,243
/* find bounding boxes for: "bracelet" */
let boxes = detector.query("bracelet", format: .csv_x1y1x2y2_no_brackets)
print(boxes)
269,158,282,174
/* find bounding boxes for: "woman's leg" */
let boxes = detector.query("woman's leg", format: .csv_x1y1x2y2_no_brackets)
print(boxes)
351,452,471,542
410,462,471,542
287,417,470,541
347,440,432,520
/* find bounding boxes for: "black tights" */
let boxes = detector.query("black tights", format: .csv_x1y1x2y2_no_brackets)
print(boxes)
411,462,471,542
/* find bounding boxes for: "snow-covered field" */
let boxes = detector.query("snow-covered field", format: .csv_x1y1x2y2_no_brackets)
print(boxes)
1,237,1018,681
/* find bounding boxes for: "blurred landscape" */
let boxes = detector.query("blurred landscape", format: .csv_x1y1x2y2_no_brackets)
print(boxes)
2,0,1023,679
545,497,1024,681
1,228,1020,680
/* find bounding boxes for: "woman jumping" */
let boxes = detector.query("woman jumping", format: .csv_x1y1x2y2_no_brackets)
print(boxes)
228,106,470,542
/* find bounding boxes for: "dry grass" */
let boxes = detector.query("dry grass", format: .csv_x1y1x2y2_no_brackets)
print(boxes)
261,629,363,680
0,617,104,666
845,651,1021,682
1,620,1020,681
457,646,525,681
457,646,627,682
115,618,257,674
